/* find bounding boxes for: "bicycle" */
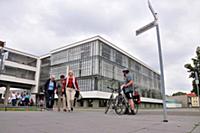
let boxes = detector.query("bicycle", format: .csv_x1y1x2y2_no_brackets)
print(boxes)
117,87,141,115
105,87,125,115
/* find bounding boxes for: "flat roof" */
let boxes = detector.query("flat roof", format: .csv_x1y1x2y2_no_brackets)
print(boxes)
4,47,39,59
51,35,159,74
39,53,51,59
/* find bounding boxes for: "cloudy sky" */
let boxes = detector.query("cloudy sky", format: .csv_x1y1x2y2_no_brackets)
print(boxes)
0,0,200,95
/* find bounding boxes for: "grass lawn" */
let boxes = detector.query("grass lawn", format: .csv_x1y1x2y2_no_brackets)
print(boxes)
0,106,40,111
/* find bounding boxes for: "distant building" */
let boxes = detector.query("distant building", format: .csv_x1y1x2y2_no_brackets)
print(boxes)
46,36,162,107
187,93,199,107
168,95,188,108
168,92,199,108
191,97,199,107
166,99,182,108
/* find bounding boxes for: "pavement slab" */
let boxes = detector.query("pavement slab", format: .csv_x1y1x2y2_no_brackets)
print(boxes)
0,109,199,133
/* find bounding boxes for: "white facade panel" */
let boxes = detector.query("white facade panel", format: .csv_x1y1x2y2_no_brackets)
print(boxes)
0,74,36,85
34,59,41,93
4,60,37,72
80,91,163,104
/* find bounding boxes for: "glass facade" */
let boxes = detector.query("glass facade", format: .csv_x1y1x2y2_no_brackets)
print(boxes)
2,51,37,80
3,66,35,80
7,52,37,67
50,39,161,99
39,56,51,92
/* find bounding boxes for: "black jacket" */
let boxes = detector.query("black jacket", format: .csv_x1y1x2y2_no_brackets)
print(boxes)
44,79,57,93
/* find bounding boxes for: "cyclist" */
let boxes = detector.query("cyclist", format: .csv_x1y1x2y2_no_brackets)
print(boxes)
121,68,135,115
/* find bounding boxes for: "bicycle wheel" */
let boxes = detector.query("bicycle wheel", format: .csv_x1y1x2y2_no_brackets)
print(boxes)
105,98,112,114
115,96,127,115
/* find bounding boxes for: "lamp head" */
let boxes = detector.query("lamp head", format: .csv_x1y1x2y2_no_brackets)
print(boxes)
0,41,5,49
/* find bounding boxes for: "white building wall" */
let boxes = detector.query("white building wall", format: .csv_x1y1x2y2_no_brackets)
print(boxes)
4,60,37,71
32,58,41,94
0,74,36,85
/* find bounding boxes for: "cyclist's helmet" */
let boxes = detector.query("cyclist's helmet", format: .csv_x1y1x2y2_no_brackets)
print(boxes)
122,68,129,73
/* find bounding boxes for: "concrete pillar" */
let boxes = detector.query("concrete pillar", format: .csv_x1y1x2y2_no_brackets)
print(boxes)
149,91,153,98
4,85,10,108
92,100,99,108
146,103,150,108
145,90,148,97
140,103,144,109
152,104,155,108
83,100,88,108
74,99,80,108
75,101,79,108
149,103,152,108
143,103,146,108
34,58,41,94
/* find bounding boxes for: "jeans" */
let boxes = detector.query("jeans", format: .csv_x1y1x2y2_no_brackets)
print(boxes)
45,90,54,109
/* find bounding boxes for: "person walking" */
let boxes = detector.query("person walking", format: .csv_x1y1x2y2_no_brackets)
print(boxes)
44,75,57,111
24,92,30,106
121,68,135,115
56,75,67,112
16,93,21,106
11,91,17,106
65,70,80,112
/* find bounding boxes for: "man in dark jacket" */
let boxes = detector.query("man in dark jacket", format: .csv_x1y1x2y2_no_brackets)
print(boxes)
44,75,57,110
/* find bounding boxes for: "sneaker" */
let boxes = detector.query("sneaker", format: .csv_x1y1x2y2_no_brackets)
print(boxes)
124,108,129,114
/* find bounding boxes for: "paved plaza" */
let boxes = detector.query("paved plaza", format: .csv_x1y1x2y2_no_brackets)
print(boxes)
0,109,199,133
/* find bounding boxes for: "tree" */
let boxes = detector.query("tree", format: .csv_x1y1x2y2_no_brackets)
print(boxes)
184,46,200,95
172,92,186,96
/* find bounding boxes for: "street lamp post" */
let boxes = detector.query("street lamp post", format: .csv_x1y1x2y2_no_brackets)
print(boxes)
136,0,168,122
0,40,7,111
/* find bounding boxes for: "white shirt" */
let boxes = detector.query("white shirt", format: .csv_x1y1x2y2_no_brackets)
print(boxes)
11,93,16,100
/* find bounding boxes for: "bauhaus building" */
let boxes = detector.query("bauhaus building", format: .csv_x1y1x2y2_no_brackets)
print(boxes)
0,36,162,108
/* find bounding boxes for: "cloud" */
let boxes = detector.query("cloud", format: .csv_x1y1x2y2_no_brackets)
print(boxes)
0,0,200,95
